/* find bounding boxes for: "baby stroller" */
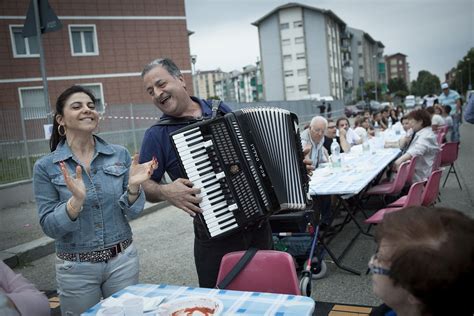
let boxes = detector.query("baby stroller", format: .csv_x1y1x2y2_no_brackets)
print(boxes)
269,209,327,296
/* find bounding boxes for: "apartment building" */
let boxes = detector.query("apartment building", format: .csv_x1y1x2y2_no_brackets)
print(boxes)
385,53,410,85
214,64,263,103
1,0,192,139
253,3,346,101
348,27,385,101
194,69,226,99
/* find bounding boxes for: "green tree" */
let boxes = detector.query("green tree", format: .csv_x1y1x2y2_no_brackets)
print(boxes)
453,48,474,96
411,70,440,96
360,81,382,101
388,78,409,96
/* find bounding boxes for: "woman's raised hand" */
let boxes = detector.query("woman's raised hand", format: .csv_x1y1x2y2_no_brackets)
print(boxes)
128,154,158,186
59,162,86,202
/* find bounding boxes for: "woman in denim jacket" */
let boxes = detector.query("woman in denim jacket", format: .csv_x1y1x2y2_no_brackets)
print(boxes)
33,86,157,315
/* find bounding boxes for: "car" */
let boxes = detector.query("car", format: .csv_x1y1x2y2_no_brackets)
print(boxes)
369,100,383,111
344,105,363,117
405,95,416,108
355,100,367,110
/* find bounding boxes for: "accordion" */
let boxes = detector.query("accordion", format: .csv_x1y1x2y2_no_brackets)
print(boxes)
170,107,310,239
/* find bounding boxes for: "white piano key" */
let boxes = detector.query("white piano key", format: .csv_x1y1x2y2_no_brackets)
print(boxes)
209,222,239,237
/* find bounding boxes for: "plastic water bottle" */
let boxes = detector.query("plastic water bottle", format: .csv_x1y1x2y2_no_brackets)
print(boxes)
362,134,370,153
330,139,341,168
388,116,393,129
374,121,381,137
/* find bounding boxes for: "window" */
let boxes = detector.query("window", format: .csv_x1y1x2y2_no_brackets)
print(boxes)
283,54,292,62
357,41,362,46
284,70,294,77
18,87,48,119
286,85,295,93
9,25,39,58
390,59,397,65
280,23,289,30
298,84,308,92
282,39,290,46
293,21,303,27
297,68,306,76
295,37,304,44
398,60,403,65
77,83,105,112
296,52,305,60
69,25,99,56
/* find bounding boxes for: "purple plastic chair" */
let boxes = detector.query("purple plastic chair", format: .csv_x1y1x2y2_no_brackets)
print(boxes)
440,142,462,189
365,180,425,224
365,160,411,203
388,170,442,207
216,250,301,295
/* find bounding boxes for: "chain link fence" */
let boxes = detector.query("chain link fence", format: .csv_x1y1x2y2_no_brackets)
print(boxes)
0,99,344,186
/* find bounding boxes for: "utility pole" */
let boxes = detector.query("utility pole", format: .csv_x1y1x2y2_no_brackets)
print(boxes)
373,55,378,102
467,57,472,90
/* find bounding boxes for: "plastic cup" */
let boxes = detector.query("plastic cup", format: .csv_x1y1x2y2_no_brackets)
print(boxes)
122,297,144,316
101,306,125,316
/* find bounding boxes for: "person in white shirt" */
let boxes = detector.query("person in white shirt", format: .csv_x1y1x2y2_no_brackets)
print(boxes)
336,117,362,145
303,116,333,230
393,109,439,182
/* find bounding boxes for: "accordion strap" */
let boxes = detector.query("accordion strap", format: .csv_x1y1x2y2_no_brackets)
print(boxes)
154,99,223,126
216,247,258,290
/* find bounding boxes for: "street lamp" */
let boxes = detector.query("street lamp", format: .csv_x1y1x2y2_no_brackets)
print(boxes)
373,55,378,102
458,69,463,92
466,57,472,90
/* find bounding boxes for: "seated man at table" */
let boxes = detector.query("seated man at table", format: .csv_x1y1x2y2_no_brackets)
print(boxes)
324,119,350,154
302,116,334,231
336,117,362,146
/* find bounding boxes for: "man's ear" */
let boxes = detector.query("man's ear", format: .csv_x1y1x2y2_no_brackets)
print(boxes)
178,74,186,89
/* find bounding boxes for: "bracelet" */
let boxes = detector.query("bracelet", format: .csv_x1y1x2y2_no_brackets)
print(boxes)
127,185,140,196
67,199,83,213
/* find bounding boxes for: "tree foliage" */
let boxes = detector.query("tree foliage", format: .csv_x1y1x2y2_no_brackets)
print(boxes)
387,78,409,98
410,70,440,96
452,48,474,96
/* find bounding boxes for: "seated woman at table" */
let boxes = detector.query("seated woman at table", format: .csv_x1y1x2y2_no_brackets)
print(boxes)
391,109,439,182
33,86,158,315
0,261,50,316
369,206,474,316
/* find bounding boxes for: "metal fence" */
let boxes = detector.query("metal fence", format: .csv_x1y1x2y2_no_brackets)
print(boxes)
0,99,344,185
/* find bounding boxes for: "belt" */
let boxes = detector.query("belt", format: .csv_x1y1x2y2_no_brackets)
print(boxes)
57,239,133,263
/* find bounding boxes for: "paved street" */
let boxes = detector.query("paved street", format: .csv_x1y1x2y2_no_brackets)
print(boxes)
9,122,474,309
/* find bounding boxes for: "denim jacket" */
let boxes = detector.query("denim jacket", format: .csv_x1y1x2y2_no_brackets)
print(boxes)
33,136,145,253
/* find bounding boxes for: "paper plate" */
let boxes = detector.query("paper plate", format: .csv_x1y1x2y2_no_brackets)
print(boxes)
157,296,224,316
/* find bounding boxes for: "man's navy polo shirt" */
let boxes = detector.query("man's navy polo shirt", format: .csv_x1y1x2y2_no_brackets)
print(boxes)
139,97,232,182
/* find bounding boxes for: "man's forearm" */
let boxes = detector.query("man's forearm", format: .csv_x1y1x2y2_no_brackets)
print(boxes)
142,179,168,202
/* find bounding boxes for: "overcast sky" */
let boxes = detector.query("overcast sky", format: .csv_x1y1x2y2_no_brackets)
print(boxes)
185,0,473,81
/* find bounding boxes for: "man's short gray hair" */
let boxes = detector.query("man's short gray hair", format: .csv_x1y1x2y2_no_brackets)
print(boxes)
141,58,182,78
310,116,328,130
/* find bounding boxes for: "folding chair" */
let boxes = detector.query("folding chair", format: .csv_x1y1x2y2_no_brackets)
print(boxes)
436,132,446,145
388,170,442,208
365,180,425,224
440,142,462,190
405,156,419,185
364,160,410,205
216,250,301,295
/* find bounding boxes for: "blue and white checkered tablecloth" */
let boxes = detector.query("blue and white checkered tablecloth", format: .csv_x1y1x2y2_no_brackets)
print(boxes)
82,283,315,316
309,147,401,196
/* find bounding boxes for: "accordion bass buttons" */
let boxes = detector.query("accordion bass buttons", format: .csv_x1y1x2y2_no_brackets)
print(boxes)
229,164,240,175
